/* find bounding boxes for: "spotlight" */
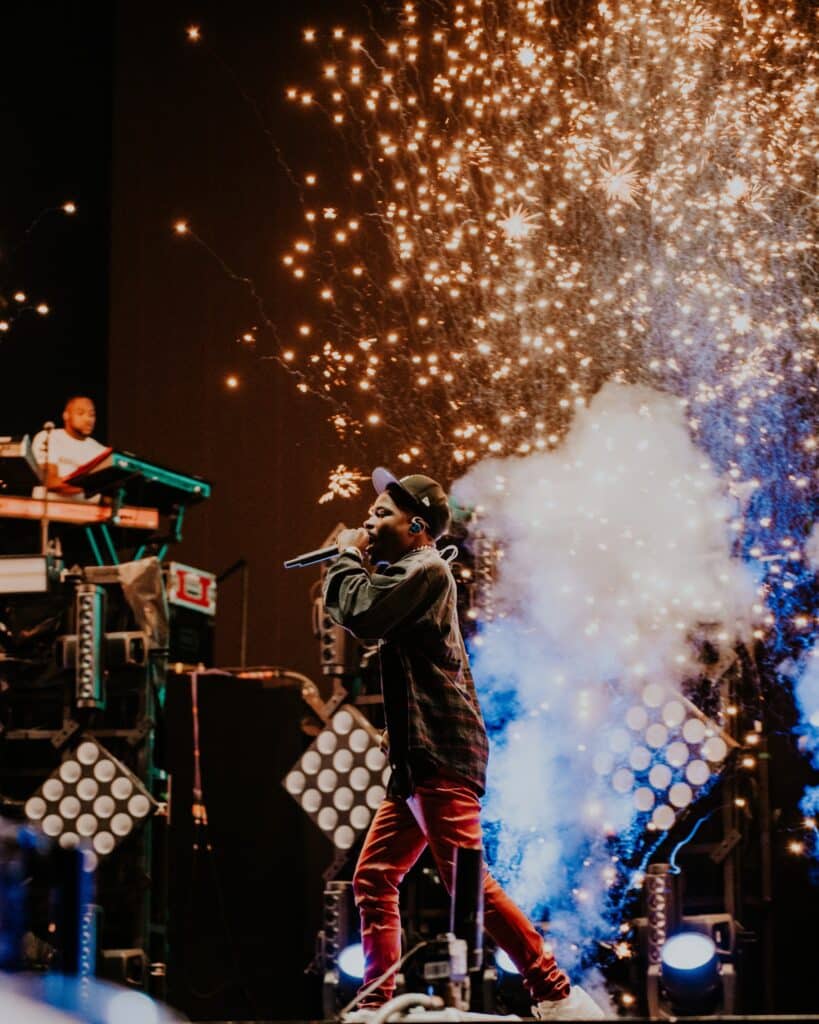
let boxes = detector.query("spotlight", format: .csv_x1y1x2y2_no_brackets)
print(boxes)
24,737,157,862
283,706,389,851
338,942,365,979
660,932,721,1013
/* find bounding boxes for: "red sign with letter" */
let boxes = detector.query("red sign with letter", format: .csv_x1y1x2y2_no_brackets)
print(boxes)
167,562,217,616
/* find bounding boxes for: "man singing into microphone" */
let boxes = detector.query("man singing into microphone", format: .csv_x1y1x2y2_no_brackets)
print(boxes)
323,468,604,1021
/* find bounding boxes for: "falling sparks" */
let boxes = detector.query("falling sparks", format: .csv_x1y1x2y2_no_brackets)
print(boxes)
270,0,816,495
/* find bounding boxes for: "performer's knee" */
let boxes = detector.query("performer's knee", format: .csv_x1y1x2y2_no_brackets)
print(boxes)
353,860,400,904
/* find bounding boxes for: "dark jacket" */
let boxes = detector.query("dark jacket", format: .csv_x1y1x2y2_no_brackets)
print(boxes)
322,546,489,798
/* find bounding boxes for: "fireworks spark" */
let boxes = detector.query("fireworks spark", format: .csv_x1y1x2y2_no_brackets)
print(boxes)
597,155,641,207
273,0,816,495
498,203,542,241
318,464,369,504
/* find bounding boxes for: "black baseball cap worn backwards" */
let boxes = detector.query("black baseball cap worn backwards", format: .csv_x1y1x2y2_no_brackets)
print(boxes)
372,467,451,540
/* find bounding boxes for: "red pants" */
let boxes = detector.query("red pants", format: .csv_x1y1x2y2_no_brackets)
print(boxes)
353,773,570,1006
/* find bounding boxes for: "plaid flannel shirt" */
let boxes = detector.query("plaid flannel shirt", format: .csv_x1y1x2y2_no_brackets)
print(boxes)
322,546,489,798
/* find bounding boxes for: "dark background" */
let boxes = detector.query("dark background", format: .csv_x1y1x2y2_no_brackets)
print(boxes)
0,4,366,1018
2,2,818,1019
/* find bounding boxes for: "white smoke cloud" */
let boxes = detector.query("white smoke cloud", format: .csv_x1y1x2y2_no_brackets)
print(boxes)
452,382,759,969
805,523,819,573
791,650,819,767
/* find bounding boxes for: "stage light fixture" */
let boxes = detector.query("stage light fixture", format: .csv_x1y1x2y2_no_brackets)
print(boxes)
313,596,361,676
74,584,106,709
23,737,158,863
338,941,365,979
283,706,390,851
318,880,361,1017
595,686,736,831
660,931,721,1013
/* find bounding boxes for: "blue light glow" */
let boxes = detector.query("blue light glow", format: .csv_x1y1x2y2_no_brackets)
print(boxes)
495,948,520,975
661,933,717,972
338,942,365,979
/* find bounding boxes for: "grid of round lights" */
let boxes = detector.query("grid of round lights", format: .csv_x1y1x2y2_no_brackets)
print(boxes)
594,685,735,832
24,736,157,861
283,706,390,851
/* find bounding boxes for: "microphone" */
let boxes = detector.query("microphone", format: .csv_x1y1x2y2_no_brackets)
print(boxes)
283,545,340,569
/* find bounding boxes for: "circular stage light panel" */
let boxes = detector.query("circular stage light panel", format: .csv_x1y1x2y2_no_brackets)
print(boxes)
317,730,338,755
669,782,693,808
285,771,306,796
77,778,98,801
284,705,392,852
626,706,648,731
685,759,710,786
612,768,635,794
665,741,689,768
662,701,686,728
333,710,354,735
645,723,669,749
629,746,652,772
334,825,355,850
642,683,665,708
682,718,707,744
350,728,370,753
702,736,728,763
649,764,672,791
652,804,675,830
60,761,82,785
26,736,156,859
334,787,354,812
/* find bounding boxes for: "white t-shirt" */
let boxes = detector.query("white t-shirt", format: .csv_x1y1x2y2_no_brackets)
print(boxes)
31,428,107,500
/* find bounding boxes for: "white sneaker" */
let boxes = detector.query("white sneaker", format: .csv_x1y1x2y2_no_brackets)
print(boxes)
532,985,606,1020
341,1010,376,1023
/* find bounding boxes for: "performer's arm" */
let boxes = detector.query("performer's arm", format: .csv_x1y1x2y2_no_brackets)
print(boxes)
323,549,444,640
41,463,83,496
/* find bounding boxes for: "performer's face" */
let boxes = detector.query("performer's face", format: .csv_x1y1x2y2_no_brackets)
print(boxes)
63,398,96,438
364,490,418,564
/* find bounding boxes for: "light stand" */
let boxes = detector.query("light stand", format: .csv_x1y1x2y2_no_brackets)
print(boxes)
39,422,54,558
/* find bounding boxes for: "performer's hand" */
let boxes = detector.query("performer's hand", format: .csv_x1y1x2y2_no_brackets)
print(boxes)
336,527,370,554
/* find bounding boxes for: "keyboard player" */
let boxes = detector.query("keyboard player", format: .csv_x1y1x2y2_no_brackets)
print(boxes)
32,396,106,501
